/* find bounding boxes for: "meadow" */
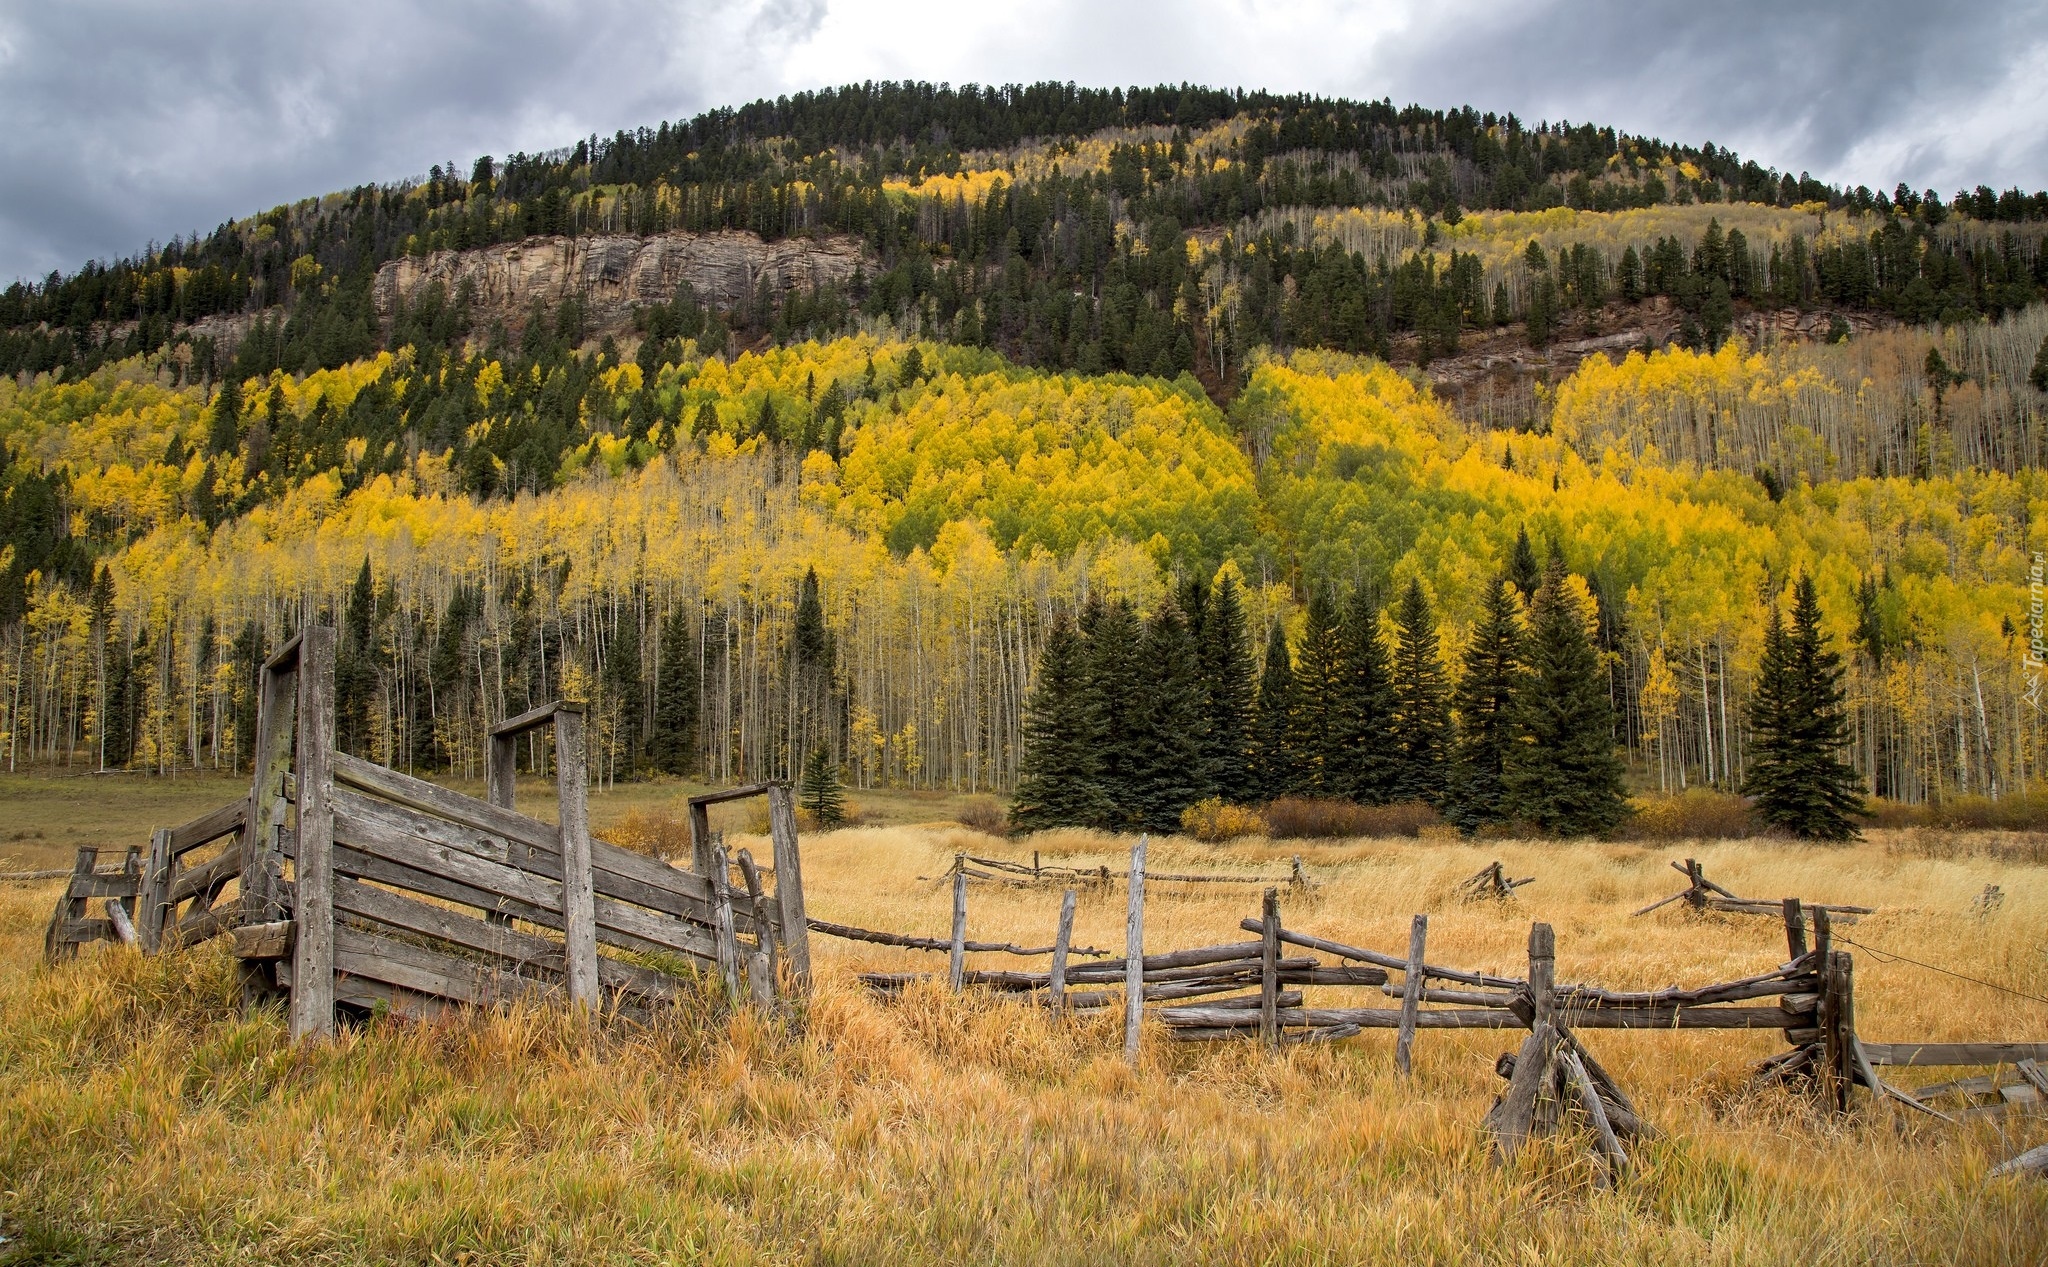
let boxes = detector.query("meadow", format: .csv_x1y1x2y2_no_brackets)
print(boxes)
2,781,2045,1264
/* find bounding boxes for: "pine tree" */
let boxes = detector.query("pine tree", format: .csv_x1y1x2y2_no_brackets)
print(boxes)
1126,599,1206,832
1198,573,1255,802
336,558,378,756
1085,597,1146,828
1290,586,1348,797
1448,575,1524,833
1251,622,1299,800
1503,556,1629,836
2032,334,2048,393
606,606,644,774
1010,611,1108,830
799,745,846,826
1388,577,1449,804
650,605,700,776
788,567,835,777
1745,575,1865,839
1507,526,1541,602
205,377,242,456
1331,580,1397,803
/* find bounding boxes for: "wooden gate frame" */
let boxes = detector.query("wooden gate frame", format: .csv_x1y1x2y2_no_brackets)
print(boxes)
688,783,810,987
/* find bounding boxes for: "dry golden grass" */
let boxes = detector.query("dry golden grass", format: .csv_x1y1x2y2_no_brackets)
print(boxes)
3,817,2045,1264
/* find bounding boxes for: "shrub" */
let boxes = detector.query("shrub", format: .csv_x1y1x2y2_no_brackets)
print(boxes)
1620,788,1765,841
602,809,691,860
1180,798,1268,842
1862,793,2048,832
1261,797,1441,840
955,796,1008,836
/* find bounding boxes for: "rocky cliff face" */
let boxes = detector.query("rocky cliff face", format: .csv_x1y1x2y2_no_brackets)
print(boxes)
372,231,871,335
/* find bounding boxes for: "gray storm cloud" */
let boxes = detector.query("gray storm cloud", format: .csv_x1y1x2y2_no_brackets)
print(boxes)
0,0,2041,283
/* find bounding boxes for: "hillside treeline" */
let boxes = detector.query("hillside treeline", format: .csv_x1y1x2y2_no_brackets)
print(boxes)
5,338,2044,820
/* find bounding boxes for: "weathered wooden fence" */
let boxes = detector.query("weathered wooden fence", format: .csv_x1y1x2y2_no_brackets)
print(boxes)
47,627,811,1037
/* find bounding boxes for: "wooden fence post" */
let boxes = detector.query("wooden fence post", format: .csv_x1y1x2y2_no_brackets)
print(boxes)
484,718,523,929
1396,913,1428,1076
1260,887,1281,1052
948,867,969,992
689,801,715,880
1124,835,1147,1064
552,705,599,1009
288,625,337,1042
767,784,811,990
138,827,171,954
243,634,299,1006
710,841,742,1001
1049,888,1077,1015
1529,922,1556,1032
1782,897,1807,961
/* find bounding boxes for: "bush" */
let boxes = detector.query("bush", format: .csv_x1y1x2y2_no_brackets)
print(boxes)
1620,788,1765,841
1180,797,1268,841
1261,797,1441,840
955,796,1008,836
1862,793,2048,832
602,809,691,860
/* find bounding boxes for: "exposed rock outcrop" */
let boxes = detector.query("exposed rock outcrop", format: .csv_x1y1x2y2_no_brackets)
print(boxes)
372,231,871,336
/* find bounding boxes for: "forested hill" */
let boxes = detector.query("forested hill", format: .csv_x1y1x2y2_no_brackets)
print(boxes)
7,79,2048,392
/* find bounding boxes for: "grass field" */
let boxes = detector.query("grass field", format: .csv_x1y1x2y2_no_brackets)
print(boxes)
2,777,2046,1264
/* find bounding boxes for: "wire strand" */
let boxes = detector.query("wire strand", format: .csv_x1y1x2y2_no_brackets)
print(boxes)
1836,934,2048,1008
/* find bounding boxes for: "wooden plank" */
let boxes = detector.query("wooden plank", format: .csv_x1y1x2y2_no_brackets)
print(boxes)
1395,914,1427,1076
1157,1005,1523,1030
553,706,597,1008
242,650,295,1007
1529,922,1556,1032
735,848,777,970
1489,1024,1557,1160
233,920,296,959
767,784,810,989
1863,1042,2048,1067
1050,888,1077,1016
168,846,243,905
333,924,557,1009
62,873,141,900
948,868,969,992
59,918,115,944
1125,835,1146,1064
291,625,339,1041
1260,888,1281,1052
333,751,557,853
167,797,248,856
332,820,720,964
138,828,171,953
710,842,742,1001
490,700,566,741
687,783,774,808
689,801,714,880
1563,1047,1627,1182
168,903,237,949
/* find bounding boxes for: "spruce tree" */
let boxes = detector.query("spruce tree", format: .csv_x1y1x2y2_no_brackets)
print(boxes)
337,559,378,756
799,745,846,826
1251,622,1300,800
650,605,700,776
1126,599,1206,832
1388,577,1449,804
1448,575,1525,833
1745,576,1865,839
1085,597,1146,828
1290,587,1348,797
1010,611,1108,830
2032,333,2048,393
1503,557,1629,836
606,607,645,773
1332,580,1397,803
1507,526,1541,602
1198,573,1256,802
205,377,242,456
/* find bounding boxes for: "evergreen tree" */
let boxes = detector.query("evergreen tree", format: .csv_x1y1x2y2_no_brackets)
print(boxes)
1085,597,1146,827
1197,573,1256,802
1507,526,1541,601
1010,611,1108,830
1331,580,1397,803
799,745,846,826
1503,556,1629,836
205,377,242,456
1290,586,1348,796
336,558,378,756
1387,577,1449,804
1126,599,1206,832
650,605,700,775
606,606,645,773
1447,575,1525,833
2032,334,2048,393
1251,622,1299,800
788,567,835,776
1744,575,1865,839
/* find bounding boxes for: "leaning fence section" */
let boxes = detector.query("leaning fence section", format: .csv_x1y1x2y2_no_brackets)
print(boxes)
47,626,811,1038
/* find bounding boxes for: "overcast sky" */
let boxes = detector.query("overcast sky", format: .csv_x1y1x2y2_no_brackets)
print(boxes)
3,0,2044,284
